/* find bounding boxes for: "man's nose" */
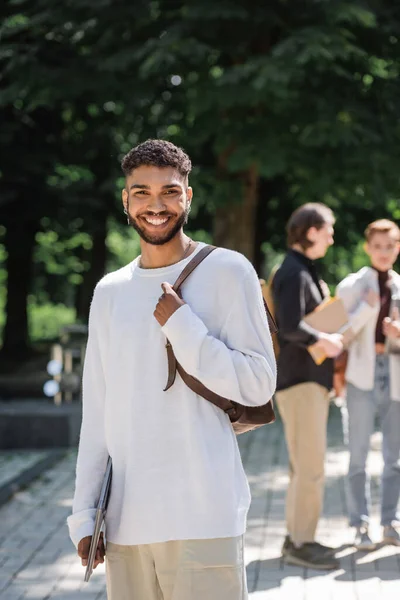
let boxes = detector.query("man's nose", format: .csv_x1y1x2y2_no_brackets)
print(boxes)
147,195,166,212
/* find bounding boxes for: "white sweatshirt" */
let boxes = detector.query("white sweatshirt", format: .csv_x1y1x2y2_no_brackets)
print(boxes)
67,243,276,547
336,266,400,400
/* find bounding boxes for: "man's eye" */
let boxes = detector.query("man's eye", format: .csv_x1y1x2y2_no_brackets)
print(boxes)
165,190,178,195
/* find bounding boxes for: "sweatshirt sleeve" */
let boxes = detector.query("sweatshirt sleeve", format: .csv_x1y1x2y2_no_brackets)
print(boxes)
161,261,276,407
273,271,320,347
336,274,376,337
67,283,109,548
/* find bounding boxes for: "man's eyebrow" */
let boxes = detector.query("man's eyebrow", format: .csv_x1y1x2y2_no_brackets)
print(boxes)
129,184,150,190
129,183,183,190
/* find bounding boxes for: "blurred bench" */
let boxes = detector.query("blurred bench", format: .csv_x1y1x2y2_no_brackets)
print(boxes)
47,324,88,405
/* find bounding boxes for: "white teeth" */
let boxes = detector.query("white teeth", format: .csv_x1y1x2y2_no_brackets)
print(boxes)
144,217,169,226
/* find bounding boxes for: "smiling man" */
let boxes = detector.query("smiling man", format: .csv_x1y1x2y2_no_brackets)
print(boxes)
67,139,276,600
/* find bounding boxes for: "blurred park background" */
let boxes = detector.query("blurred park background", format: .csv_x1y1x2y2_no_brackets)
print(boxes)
1,0,400,388
1,4,400,598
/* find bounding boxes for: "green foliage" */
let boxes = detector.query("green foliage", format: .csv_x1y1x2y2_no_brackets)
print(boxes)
34,228,92,281
261,243,286,280
27,302,76,342
106,221,141,272
1,0,400,355
321,241,370,290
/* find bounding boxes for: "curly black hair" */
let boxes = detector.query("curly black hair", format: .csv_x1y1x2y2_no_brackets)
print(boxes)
121,139,192,183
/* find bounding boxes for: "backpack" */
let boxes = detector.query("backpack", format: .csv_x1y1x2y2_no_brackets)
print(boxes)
260,264,280,358
164,245,277,434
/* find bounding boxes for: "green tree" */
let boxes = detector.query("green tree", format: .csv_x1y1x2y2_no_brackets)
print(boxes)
145,1,400,269
1,0,400,364
0,0,161,358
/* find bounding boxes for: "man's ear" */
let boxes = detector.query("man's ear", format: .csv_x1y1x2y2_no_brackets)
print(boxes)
307,226,318,243
186,186,193,208
122,188,128,214
364,241,371,257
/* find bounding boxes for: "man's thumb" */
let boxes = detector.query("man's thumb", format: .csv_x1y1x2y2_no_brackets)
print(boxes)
161,282,173,293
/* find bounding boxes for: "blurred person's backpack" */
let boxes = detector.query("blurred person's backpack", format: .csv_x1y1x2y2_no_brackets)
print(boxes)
260,264,281,358
333,350,348,400
164,245,277,434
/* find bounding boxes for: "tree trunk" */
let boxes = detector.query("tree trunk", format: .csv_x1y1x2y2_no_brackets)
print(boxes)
213,165,259,263
75,211,108,323
253,180,270,275
253,177,288,275
1,219,38,361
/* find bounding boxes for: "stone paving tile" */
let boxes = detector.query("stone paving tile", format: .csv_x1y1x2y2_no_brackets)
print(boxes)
0,409,399,599
0,452,47,489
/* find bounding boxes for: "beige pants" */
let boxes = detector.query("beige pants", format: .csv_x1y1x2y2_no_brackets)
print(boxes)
106,536,248,600
275,382,330,546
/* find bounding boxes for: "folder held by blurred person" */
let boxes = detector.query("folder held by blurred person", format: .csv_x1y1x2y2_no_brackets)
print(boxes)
301,297,351,364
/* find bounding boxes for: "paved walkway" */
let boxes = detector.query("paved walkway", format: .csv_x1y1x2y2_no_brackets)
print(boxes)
0,452,48,490
0,449,66,507
0,405,399,599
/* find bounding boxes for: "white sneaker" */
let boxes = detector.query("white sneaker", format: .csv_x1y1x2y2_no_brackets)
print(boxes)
354,525,376,551
383,523,400,546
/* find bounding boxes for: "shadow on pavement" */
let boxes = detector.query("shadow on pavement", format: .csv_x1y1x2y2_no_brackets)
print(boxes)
247,543,400,592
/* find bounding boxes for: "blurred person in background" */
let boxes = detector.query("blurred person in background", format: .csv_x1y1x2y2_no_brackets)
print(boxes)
272,203,343,570
336,219,400,550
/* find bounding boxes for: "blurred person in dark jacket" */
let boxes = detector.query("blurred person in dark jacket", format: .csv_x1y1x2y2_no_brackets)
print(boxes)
272,203,343,570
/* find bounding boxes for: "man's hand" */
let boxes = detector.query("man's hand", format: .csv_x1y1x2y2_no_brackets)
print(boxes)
78,533,105,569
383,307,400,339
154,282,185,326
315,333,344,358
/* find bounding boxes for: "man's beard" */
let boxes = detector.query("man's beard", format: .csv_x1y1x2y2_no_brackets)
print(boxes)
128,207,190,246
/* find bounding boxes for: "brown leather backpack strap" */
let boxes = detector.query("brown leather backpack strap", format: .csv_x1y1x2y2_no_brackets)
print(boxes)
176,361,276,432
175,362,240,420
164,243,277,395
263,300,277,335
164,245,217,391
172,244,276,334
163,342,177,391
172,245,217,293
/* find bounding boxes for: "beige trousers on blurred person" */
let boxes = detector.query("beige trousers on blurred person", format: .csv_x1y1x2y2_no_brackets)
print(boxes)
275,382,330,546
106,535,247,600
